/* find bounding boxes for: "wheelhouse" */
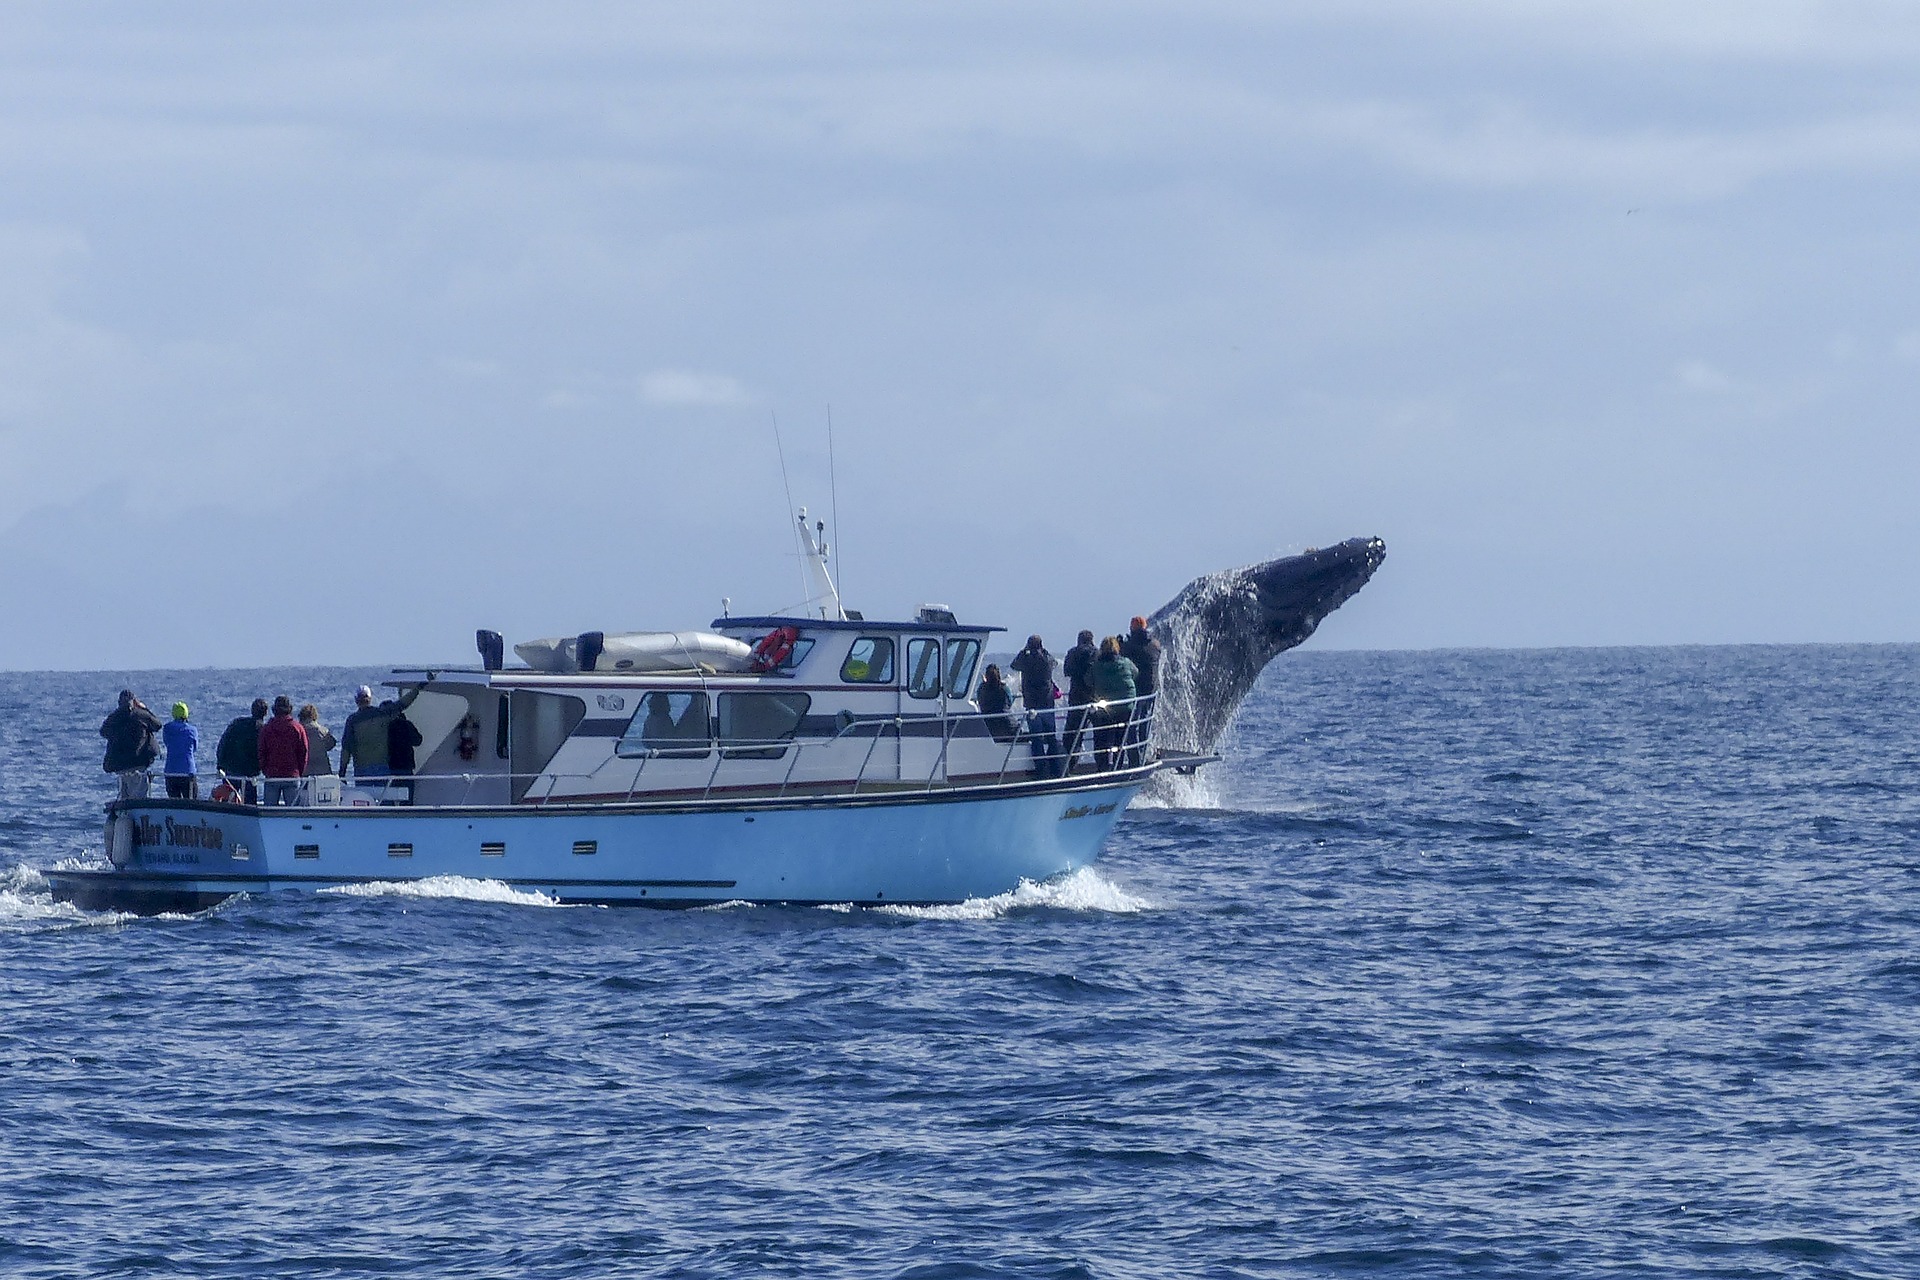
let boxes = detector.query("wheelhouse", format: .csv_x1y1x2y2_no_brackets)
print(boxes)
373,611,1075,807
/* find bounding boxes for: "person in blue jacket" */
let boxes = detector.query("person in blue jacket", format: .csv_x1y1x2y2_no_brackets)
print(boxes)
162,702,199,799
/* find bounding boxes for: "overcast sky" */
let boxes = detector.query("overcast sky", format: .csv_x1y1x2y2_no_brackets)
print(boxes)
4,1,1919,670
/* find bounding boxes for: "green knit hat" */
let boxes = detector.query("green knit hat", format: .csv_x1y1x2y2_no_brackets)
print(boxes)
171,702,189,720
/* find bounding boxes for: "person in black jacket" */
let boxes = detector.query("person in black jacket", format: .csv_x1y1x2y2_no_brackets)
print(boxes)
100,690,162,798
385,705,424,805
976,665,1017,744
1007,635,1062,778
1061,630,1097,770
1119,616,1162,765
216,699,268,804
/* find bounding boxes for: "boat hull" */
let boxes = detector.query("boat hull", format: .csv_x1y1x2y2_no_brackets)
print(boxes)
48,773,1147,913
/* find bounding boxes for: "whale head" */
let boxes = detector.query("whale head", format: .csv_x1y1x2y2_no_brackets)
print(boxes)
1148,536,1386,754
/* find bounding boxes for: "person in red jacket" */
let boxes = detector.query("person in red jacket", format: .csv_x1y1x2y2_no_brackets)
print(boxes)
258,695,310,806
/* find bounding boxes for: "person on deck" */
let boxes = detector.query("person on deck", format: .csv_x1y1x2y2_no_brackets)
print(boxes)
338,686,390,792
385,705,424,805
1119,616,1162,765
299,704,337,777
161,702,199,799
976,665,1018,744
216,698,268,804
257,696,309,806
1007,635,1062,779
100,691,162,799
1089,637,1139,771
1062,629,1098,769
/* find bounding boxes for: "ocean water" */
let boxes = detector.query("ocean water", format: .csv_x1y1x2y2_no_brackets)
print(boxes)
2,646,1917,1279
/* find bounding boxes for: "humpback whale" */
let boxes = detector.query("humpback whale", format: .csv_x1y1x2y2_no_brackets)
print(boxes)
1148,537,1386,755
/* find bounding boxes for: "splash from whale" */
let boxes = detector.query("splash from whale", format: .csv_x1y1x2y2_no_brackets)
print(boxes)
1149,537,1386,755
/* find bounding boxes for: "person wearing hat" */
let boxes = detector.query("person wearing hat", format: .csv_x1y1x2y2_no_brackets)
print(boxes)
338,685,391,791
99,690,162,799
161,702,200,799
258,695,310,806
1119,615,1162,765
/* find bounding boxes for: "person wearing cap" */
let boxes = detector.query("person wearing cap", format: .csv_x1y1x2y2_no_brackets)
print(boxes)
1061,629,1098,770
216,699,269,804
258,695,310,806
100,690,162,799
1007,635,1063,779
338,685,390,791
1119,615,1162,765
161,702,200,799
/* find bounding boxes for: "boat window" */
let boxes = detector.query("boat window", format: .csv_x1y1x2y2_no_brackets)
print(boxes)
717,692,811,759
751,635,816,670
840,637,895,684
906,638,942,700
616,692,711,759
508,690,587,802
944,639,981,699
495,694,510,759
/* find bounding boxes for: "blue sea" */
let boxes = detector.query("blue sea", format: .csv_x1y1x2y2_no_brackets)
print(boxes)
3,646,1917,1279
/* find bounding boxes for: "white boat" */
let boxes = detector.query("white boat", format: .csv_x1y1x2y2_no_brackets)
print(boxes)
49,511,1206,913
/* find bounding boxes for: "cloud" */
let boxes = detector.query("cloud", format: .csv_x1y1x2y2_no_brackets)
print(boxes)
639,369,751,407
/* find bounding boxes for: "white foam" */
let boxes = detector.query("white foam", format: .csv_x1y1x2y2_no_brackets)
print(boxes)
3,865,49,893
1134,769,1226,810
0,865,136,930
319,875,564,908
877,865,1154,921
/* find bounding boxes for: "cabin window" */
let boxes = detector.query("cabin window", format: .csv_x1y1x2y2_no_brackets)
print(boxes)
616,692,711,759
906,638,942,700
751,635,816,670
944,639,981,699
717,692,811,759
840,637,895,684
508,690,587,802
495,694,510,759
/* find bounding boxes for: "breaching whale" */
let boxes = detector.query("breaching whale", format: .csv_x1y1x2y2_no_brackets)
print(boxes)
1148,537,1386,755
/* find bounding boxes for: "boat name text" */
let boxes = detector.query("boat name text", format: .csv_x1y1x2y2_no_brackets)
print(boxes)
132,815,227,852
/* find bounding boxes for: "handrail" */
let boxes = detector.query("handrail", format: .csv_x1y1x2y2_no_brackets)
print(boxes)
120,693,1157,809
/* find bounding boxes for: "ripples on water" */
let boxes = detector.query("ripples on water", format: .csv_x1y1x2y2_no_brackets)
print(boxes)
2,648,1917,1278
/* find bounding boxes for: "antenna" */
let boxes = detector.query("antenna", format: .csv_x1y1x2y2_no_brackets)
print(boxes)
769,411,808,607
827,404,843,606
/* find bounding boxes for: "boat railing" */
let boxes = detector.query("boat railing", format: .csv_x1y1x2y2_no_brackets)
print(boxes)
116,694,1157,809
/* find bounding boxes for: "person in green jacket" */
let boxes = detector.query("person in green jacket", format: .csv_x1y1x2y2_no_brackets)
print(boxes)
1088,636,1138,771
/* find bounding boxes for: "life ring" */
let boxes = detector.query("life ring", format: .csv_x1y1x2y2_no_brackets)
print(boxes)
457,714,481,762
749,625,801,672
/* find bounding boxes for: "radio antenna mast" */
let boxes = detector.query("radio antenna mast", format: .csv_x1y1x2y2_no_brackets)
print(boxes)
770,411,808,607
827,404,843,605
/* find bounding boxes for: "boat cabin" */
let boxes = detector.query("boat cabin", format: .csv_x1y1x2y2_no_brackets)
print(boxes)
378,611,1044,807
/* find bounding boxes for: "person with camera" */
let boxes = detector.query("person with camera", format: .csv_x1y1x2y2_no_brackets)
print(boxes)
100,690,162,799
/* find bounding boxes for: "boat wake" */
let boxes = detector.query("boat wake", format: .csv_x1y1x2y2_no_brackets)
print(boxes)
875,866,1154,921
0,865,135,930
320,875,570,908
